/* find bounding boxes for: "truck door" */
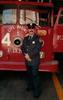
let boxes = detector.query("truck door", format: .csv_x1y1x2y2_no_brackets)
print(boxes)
53,8,63,52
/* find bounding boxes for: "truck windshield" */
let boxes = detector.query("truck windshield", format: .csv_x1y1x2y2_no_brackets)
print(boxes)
58,10,63,25
0,4,17,24
19,4,52,26
0,3,52,26
2,9,16,24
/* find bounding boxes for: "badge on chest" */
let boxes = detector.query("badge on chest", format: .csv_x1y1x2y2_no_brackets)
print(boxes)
32,41,35,44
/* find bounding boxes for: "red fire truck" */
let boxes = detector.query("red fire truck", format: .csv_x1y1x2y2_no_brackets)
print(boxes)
0,0,58,72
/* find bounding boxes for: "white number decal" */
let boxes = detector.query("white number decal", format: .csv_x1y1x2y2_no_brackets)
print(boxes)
1,33,11,46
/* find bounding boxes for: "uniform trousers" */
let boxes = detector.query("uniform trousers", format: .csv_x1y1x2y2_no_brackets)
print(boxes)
26,64,41,97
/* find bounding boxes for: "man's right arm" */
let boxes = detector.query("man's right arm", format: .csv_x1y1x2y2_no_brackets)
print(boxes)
21,38,27,54
21,38,32,61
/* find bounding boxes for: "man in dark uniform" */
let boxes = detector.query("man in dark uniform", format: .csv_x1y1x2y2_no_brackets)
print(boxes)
21,23,42,98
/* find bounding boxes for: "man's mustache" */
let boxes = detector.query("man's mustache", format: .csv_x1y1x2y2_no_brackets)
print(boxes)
29,31,33,32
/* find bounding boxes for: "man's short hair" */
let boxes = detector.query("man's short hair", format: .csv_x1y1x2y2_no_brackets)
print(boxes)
27,23,36,29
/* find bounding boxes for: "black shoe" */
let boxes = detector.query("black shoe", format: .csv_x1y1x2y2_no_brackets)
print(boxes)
34,94,41,98
26,87,32,92
33,90,41,98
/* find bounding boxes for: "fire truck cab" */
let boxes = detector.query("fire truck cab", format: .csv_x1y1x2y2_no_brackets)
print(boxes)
53,7,63,61
53,8,63,52
0,1,58,72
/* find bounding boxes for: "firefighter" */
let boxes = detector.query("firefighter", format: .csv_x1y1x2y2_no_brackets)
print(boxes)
21,23,42,98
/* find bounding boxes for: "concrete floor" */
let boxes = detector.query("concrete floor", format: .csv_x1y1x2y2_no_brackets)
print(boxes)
0,71,58,100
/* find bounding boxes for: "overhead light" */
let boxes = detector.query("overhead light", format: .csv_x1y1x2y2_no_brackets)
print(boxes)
18,0,22,1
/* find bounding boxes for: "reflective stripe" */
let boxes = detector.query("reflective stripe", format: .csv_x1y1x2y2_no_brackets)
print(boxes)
52,74,63,100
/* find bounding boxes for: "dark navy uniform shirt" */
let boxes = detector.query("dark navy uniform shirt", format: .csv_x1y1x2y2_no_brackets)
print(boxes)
21,34,42,67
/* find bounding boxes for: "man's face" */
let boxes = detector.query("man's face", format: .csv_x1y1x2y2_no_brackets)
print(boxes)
28,28,35,36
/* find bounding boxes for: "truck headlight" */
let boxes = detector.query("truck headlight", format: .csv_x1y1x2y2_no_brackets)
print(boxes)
13,37,23,47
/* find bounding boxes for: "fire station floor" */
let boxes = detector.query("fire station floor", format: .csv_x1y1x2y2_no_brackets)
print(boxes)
0,71,63,100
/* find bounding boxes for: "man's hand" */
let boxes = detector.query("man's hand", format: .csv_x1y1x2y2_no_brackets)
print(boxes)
25,54,31,61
